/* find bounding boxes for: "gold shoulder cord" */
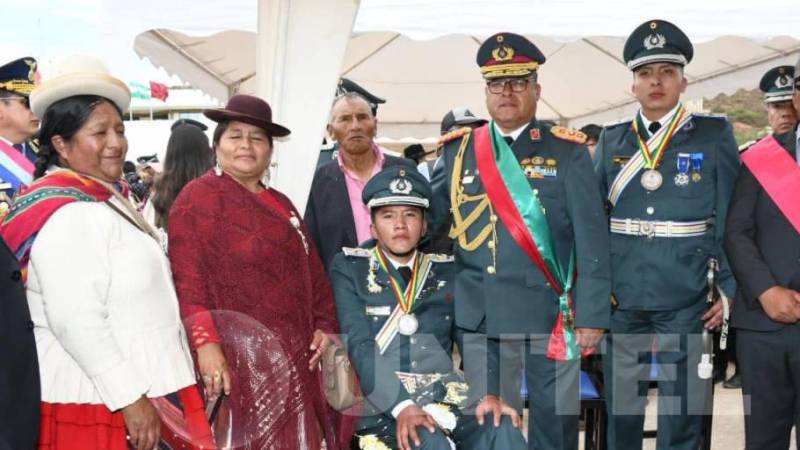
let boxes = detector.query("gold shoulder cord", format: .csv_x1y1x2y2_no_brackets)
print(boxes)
448,133,498,271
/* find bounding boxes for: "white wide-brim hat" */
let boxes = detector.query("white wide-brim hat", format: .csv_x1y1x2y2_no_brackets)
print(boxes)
30,55,130,118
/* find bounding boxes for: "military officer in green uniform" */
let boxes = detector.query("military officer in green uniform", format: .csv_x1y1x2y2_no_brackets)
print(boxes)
428,33,611,450
594,19,740,450
331,166,527,450
759,65,797,135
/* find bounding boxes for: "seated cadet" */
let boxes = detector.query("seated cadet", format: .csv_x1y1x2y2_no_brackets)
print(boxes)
330,166,526,450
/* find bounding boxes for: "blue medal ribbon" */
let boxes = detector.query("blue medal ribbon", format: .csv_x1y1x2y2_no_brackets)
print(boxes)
677,153,690,174
691,153,703,172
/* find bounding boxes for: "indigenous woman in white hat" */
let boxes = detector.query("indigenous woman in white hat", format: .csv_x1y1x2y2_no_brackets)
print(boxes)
167,94,341,449
0,56,213,450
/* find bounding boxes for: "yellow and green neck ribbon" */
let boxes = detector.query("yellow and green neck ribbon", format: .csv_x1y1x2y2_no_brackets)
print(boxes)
373,247,424,314
632,104,686,169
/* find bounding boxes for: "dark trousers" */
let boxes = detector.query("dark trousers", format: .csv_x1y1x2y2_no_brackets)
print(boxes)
355,414,527,450
460,329,580,450
523,337,580,450
604,301,710,450
737,326,800,450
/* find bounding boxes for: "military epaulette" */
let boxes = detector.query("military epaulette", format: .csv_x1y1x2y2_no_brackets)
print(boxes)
550,126,587,144
692,112,728,120
738,140,757,153
342,247,372,258
427,253,454,263
603,117,633,128
438,127,472,147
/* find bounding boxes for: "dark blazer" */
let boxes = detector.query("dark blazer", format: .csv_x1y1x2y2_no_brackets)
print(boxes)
0,237,39,450
304,154,414,271
724,131,800,331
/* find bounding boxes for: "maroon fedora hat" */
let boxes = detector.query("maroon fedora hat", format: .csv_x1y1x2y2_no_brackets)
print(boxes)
204,94,291,137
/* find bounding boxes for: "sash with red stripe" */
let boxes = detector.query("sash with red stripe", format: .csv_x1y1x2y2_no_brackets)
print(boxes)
473,124,586,360
741,134,800,235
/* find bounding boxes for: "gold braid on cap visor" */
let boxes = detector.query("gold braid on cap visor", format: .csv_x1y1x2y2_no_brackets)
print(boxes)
0,80,34,95
480,62,539,79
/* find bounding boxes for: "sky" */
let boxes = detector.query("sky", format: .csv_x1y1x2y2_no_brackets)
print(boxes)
3,0,799,93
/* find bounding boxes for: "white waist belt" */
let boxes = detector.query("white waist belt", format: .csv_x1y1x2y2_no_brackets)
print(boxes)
610,218,710,238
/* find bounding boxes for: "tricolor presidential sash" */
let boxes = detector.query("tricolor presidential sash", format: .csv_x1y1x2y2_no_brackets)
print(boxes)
607,109,693,206
0,139,34,192
473,123,582,361
374,252,433,354
741,134,800,235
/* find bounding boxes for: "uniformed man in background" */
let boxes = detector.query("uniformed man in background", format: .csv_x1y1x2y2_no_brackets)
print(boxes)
594,19,740,450
429,32,611,450
759,65,798,135
0,57,39,214
330,166,526,450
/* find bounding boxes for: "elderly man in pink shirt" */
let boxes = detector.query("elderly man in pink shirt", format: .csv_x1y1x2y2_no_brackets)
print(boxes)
305,92,415,270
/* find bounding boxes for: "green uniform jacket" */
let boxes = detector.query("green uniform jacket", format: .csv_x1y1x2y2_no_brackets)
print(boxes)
330,245,458,430
595,114,739,310
429,121,611,337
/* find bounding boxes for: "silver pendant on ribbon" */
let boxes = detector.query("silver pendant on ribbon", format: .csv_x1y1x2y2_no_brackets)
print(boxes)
398,313,419,336
674,152,690,187
640,169,663,191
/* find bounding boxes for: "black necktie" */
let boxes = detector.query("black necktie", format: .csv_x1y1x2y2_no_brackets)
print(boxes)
397,266,412,284
648,121,661,135
503,136,514,146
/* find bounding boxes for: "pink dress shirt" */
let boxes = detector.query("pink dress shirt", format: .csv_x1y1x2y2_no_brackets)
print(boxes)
337,144,385,245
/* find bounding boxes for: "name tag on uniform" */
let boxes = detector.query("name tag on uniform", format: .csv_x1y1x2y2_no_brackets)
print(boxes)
462,175,475,185
366,306,392,316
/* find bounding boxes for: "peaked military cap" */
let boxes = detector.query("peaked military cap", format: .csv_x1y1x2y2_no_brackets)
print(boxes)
623,20,693,71
759,65,794,103
0,57,37,97
794,55,800,89
476,32,545,80
362,166,431,210
337,77,385,115
136,154,159,165
441,107,487,134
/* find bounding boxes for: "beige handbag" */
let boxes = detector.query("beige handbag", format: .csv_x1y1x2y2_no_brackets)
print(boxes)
322,344,360,411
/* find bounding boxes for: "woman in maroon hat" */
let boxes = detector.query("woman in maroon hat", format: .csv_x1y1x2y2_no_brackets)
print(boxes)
168,94,341,449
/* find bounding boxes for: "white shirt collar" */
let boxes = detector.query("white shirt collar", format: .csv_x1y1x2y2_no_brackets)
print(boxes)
493,121,529,142
385,250,417,271
638,103,681,137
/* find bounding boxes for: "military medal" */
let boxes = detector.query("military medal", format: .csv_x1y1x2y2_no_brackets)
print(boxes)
398,313,419,336
373,247,429,336
640,169,663,191
632,105,686,192
690,153,703,182
674,153,690,186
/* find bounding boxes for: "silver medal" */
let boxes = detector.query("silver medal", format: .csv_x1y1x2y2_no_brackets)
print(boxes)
640,169,663,191
674,173,689,186
398,313,419,336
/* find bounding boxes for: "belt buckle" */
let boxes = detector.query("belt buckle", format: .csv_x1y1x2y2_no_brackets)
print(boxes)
638,220,656,239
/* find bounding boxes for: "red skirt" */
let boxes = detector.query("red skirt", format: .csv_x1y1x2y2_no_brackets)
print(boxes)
37,387,215,450
38,402,127,450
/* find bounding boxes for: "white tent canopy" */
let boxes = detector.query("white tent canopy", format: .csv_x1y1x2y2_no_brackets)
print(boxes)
134,2,800,139
9,0,800,209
